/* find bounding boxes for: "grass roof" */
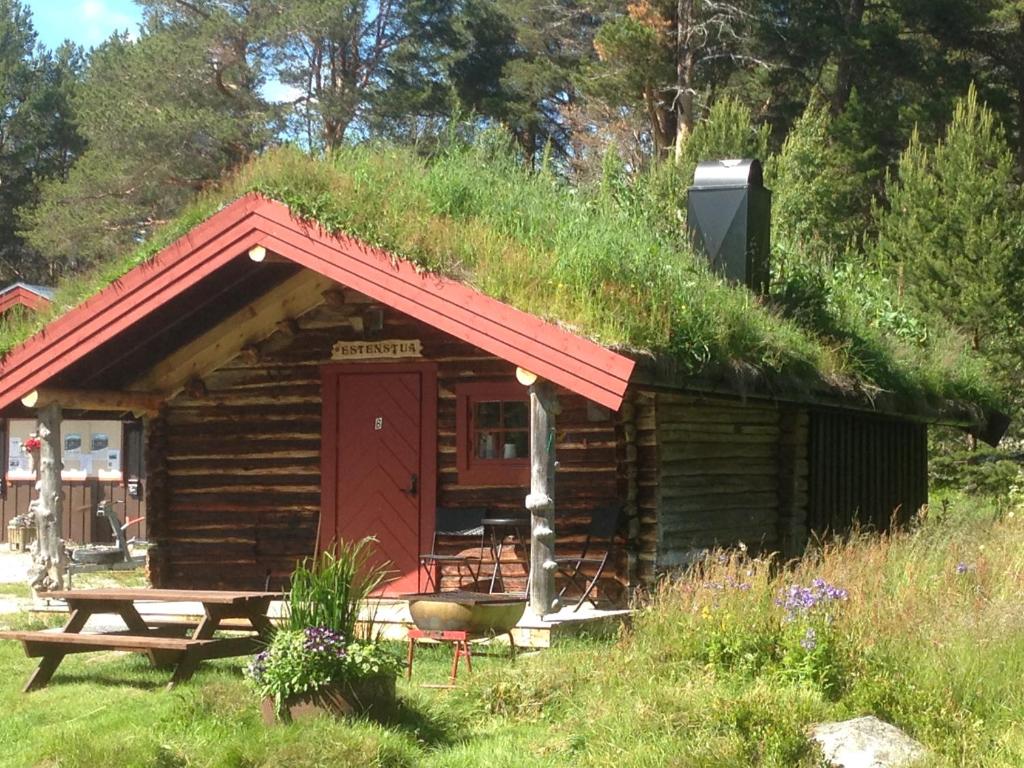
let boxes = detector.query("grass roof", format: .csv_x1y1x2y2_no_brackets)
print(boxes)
0,143,1004,415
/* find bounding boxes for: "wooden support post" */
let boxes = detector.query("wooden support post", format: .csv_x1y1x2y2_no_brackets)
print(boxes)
526,381,560,617
22,388,163,417
27,403,66,595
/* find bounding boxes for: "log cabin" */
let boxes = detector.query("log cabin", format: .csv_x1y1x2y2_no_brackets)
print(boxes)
0,154,1006,612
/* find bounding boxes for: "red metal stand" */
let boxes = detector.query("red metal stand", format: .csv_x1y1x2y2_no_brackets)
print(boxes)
406,628,516,687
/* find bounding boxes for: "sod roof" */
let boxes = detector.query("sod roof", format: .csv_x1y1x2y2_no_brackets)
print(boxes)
0,144,1005,434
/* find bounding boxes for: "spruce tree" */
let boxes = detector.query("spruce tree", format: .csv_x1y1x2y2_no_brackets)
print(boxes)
874,84,1024,367
769,89,880,268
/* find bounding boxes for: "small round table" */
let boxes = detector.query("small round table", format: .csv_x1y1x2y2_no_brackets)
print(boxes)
481,516,530,595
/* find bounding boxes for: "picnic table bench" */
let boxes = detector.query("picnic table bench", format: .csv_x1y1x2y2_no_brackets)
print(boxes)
0,588,283,692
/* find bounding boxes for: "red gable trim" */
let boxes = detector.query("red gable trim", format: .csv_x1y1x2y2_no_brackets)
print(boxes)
0,286,51,315
0,194,634,411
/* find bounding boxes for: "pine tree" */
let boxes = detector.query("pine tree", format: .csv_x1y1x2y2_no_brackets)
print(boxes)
0,1,85,282
23,11,271,274
874,85,1024,364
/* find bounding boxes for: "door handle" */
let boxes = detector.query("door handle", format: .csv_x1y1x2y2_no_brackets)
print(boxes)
403,473,418,496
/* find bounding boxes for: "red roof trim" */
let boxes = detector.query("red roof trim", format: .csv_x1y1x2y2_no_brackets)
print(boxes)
0,286,51,314
0,194,634,411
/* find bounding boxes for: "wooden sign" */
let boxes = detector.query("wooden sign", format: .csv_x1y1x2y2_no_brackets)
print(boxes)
331,339,423,360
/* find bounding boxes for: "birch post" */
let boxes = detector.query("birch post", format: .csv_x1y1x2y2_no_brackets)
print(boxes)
27,403,66,594
526,381,560,616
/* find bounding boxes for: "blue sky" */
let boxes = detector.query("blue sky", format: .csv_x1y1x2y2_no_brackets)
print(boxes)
26,0,143,50
24,0,300,102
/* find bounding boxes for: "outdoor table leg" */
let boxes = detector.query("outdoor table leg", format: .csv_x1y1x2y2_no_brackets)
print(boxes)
190,608,223,640
22,607,92,692
63,607,91,634
406,636,416,681
116,602,181,668
166,651,203,689
24,653,65,693
236,599,274,641
449,643,461,685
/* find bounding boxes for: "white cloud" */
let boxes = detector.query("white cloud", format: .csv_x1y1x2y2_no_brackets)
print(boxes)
78,0,137,44
262,80,306,105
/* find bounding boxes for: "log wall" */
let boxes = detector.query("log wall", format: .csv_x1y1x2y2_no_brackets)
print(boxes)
644,390,926,573
147,297,622,591
650,392,808,569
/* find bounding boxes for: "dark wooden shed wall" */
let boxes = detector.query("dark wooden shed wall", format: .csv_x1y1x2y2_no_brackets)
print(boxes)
808,411,928,534
642,390,928,574
139,284,930,592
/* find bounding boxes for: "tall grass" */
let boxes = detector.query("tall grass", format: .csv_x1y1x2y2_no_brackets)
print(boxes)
2,493,1023,765
284,537,391,641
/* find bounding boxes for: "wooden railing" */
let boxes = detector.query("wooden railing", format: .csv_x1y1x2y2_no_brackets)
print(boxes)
1,478,145,545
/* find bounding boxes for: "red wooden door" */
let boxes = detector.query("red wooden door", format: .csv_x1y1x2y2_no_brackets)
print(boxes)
320,364,436,594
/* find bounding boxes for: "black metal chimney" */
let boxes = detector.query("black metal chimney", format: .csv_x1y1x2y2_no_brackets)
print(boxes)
686,159,771,293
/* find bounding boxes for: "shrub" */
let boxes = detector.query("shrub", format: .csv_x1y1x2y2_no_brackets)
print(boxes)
247,626,401,711
285,537,391,640
248,536,400,715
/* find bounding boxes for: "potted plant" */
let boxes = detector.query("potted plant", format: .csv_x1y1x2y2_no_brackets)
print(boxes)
248,537,400,724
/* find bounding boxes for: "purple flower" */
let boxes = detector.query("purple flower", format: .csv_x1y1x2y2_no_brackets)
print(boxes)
777,579,848,621
955,562,970,575
303,626,348,658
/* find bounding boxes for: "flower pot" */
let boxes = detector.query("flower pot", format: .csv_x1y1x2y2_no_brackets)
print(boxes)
260,674,396,725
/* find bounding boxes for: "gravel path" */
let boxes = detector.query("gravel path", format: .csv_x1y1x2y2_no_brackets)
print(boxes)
0,549,31,586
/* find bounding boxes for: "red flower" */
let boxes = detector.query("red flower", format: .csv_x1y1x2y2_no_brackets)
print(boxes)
23,437,41,452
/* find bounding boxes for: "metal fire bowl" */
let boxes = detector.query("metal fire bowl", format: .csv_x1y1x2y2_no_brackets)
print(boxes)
404,591,527,634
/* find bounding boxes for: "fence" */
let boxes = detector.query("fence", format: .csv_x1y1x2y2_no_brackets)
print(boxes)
1,478,145,545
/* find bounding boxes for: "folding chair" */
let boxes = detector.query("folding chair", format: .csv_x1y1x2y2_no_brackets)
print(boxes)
554,507,622,612
419,507,487,592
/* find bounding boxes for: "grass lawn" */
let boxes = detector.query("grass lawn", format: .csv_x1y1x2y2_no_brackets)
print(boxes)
1,492,1023,767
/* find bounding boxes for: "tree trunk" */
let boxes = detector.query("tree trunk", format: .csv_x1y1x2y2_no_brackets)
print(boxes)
1015,12,1024,170
526,381,560,616
674,0,696,161
832,0,866,114
27,403,66,595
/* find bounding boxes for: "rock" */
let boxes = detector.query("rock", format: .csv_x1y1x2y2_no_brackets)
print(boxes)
810,716,927,768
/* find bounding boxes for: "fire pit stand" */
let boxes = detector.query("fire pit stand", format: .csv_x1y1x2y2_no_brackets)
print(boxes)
405,628,516,687
403,591,526,686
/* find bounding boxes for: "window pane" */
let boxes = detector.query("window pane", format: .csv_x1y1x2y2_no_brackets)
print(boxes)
503,401,528,428
476,401,501,428
505,431,528,460
476,430,498,459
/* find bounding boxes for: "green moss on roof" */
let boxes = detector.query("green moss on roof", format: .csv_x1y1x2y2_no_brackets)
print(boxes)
0,143,1004,414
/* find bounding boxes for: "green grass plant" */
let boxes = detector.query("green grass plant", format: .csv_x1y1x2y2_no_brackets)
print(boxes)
0,141,1002,414
1,491,1023,766
285,537,390,640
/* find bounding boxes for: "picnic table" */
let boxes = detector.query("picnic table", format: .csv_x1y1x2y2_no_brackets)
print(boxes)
0,588,283,692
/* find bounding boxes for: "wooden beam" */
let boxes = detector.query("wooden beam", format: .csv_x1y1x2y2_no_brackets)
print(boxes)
526,381,561,616
27,403,66,595
128,270,336,395
21,388,164,416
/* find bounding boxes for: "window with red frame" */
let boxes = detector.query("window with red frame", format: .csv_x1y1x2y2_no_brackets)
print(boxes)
455,382,530,485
